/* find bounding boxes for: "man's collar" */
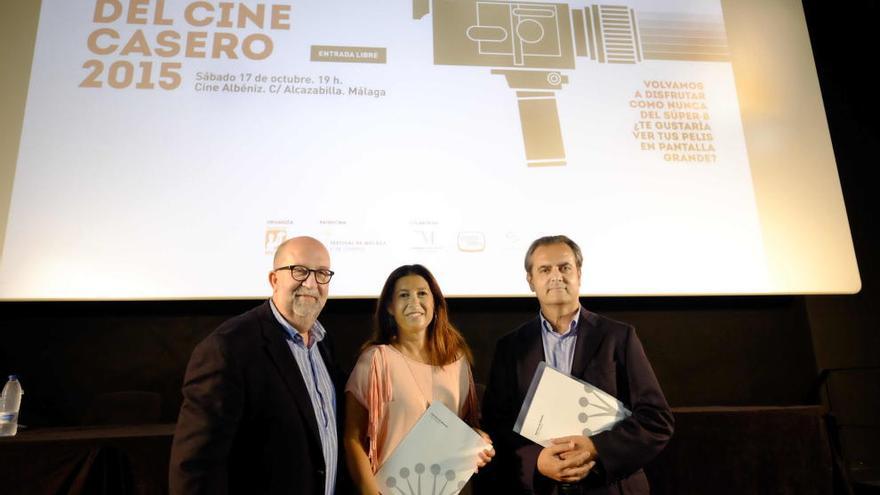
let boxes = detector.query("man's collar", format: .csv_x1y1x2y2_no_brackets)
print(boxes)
268,298,326,344
539,305,581,336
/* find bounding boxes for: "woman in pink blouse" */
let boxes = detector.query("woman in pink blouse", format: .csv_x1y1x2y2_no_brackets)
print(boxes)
344,264,494,494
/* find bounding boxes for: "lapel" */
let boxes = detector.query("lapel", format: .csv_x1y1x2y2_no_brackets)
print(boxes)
570,308,605,380
517,308,606,394
257,302,323,450
516,318,545,399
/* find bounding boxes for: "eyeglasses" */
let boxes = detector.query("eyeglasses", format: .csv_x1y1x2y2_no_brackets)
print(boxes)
273,265,335,284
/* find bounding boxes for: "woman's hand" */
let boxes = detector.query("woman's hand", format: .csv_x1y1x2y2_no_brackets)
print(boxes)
474,428,495,471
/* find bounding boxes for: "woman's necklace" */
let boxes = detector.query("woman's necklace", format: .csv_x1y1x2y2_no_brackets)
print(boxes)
394,345,433,410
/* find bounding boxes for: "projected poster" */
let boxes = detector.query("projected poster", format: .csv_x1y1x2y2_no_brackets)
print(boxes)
1,0,769,298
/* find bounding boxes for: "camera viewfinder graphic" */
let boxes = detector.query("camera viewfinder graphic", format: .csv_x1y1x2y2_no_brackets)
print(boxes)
413,0,730,166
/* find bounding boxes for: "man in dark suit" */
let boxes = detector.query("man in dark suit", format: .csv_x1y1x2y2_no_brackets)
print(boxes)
481,235,673,495
170,236,347,495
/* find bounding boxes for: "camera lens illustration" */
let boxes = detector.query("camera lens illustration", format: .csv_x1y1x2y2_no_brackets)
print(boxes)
413,0,730,167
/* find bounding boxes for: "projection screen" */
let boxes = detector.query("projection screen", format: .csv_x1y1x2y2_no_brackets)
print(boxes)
0,0,860,299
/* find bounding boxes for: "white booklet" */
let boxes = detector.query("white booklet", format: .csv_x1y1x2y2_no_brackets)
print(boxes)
514,362,631,447
375,401,489,495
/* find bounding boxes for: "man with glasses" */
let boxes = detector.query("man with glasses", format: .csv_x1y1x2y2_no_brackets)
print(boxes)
170,236,348,494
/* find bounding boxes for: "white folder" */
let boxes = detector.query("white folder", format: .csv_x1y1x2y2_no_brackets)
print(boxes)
513,362,631,447
375,402,489,495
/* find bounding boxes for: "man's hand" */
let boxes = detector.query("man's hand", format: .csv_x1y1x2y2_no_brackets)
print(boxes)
536,436,597,483
555,435,597,461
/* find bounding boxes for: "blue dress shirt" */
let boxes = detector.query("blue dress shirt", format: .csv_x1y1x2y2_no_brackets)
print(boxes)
540,308,581,375
270,300,337,495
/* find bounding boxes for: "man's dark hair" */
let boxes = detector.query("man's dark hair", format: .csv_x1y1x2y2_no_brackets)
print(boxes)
524,235,583,272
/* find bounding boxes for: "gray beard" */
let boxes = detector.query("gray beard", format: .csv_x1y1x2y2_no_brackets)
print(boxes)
292,302,321,319
291,298,320,322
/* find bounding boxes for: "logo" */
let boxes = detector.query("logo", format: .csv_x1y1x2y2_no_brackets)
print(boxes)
457,231,486,252
265,227,288,254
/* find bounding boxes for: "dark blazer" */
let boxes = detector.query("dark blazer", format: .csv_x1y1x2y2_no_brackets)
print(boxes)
169,301,348,495
480,308,673,495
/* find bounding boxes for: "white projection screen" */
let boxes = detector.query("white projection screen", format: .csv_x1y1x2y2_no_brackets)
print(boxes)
0,0,861,299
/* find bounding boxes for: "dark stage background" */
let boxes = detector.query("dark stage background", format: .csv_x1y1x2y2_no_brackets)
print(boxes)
1,0,878,490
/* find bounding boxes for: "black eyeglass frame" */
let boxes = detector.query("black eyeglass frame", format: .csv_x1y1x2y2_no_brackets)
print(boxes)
273,264,335,284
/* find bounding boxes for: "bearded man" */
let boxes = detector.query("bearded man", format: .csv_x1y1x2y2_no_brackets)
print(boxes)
170,236,348,495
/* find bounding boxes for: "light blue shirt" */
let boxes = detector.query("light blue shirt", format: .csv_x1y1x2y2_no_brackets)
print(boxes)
269,300,337,495
540,308,581,375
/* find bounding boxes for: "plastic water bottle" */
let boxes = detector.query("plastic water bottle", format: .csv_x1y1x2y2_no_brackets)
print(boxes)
0,375,23,437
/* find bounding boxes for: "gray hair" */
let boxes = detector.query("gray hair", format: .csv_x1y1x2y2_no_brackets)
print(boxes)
524,235,583,272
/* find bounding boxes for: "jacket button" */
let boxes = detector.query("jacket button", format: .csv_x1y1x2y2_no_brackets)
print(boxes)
317,469,325,476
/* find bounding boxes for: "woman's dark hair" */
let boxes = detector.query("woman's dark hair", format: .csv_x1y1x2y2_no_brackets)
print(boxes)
368,264,473,366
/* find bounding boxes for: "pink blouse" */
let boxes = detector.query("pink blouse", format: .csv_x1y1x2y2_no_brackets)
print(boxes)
345,345,473,472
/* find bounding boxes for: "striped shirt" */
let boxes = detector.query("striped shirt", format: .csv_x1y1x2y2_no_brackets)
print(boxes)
540,309,581,375
269,300,337,495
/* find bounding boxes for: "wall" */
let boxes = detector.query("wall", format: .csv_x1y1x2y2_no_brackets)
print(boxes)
802,0,880,484
0,295,818,426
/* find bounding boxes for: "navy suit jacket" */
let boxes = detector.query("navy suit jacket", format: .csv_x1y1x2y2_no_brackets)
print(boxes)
169,301,348,495
480,308,673,495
